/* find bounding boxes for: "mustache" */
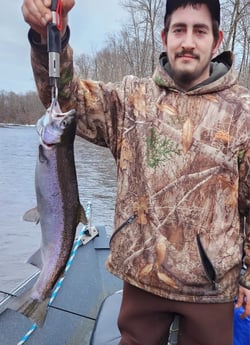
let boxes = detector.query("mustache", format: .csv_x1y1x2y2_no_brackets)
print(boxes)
175,51,200,59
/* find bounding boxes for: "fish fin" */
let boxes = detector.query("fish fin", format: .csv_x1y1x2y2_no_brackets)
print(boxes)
23,207,40,224
79,204,88,225
7,289,49,327
27,249,43,269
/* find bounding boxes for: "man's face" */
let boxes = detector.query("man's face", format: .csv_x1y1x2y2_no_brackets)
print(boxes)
162,4,223,90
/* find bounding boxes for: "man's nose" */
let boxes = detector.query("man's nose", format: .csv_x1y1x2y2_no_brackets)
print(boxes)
181,31,196,50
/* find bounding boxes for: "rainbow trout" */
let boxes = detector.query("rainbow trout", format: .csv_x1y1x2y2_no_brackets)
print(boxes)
9,101,87,327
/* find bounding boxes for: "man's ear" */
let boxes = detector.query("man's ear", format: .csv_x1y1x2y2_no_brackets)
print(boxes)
161,29,167,49
212,30,224,55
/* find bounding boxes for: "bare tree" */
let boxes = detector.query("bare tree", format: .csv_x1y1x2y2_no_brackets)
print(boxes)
119,0,164,76
74,0,165,81
221,0,250,87
75,53,92,79
91,34,129,82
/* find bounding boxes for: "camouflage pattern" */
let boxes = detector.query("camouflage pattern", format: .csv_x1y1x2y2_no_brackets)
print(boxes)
30,40,250,303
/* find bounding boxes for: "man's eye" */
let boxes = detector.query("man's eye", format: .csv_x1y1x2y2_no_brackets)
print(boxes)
173,28,183,33
196,28,208,35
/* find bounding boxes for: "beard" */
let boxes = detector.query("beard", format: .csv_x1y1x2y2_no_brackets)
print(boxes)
174,69,201,86
168,51,212,89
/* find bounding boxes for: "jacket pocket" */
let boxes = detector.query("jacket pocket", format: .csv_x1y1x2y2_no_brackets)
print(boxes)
196,234,217,290
109,214,136,245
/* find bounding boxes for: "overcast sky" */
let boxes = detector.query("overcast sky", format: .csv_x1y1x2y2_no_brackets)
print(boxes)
0,1,126,94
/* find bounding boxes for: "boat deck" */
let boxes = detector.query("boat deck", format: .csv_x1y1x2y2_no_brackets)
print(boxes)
0,226,122,345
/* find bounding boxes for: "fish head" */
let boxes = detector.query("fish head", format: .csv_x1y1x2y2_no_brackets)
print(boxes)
36,101,76,149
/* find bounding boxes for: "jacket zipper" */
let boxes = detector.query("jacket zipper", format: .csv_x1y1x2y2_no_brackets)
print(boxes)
196,234,217,290
109,214,136,244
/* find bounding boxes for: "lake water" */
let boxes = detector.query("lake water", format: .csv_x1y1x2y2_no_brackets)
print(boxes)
0,125,117,301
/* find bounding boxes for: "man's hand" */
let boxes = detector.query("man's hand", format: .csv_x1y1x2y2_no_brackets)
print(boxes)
235,285,250,318
21,0,75,41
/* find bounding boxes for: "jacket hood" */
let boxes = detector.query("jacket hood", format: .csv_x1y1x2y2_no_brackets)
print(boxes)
153,51,238,94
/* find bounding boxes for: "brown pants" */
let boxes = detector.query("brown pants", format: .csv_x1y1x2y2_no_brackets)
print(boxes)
118,282,234,345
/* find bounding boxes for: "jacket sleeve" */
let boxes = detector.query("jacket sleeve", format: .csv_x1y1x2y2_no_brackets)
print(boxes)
238,149,250,289
28,27,123,154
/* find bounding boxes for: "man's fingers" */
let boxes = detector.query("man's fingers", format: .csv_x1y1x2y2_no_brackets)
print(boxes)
235,291,244,308
22,0,52,33
236,286,250,318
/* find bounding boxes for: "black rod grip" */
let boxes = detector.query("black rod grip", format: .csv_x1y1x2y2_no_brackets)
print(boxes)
51,0,58,11
47,23,61,53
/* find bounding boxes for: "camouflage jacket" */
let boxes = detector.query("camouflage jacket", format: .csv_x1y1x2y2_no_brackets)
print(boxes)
29,29,250,303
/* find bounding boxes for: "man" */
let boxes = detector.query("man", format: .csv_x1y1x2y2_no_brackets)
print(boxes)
22,0,250,344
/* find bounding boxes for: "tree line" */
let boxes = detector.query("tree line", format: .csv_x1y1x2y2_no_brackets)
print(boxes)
0,90,45,125
1,0,249,125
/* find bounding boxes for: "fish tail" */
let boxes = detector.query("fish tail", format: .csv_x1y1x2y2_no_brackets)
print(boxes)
8,288,49,327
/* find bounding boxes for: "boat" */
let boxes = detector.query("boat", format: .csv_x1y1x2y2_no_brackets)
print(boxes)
0,202,179,345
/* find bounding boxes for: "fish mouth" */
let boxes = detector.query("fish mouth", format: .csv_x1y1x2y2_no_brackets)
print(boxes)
36,108,76,149
41,141,55,149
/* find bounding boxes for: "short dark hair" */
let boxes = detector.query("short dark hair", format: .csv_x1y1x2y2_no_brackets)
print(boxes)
164,0,220,26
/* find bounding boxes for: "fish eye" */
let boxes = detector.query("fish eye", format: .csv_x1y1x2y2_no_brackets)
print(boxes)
60,119,68,128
